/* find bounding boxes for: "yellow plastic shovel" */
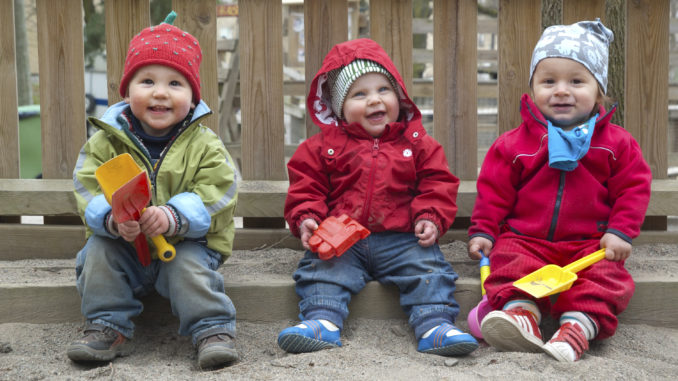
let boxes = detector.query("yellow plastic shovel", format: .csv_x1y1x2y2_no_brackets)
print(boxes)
513,249,606,298
95,153,176,264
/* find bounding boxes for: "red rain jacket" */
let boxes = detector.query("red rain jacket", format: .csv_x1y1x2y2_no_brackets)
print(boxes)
284,38,459,237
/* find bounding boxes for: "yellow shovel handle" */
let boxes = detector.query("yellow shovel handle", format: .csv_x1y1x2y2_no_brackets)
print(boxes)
563,248,606,273
141,207,176,262
150,234,176,262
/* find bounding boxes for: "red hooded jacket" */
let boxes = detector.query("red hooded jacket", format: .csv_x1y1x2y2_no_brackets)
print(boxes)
284,38,459,237
469,94,652,243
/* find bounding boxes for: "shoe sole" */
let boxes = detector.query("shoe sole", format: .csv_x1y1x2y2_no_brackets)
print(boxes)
481,313,543,353
278,333,338,353
542,342,574,362
66,343,128,362
419,341,479,356
198,347,239,369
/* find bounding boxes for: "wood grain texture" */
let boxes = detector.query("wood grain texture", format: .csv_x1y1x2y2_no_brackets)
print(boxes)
304,0,348,138
497,0,541,134
3,178,677,218
0,0,19,178
625,0,669,178
239,0,286,180
173,0,218,132
36,0,87,179
563,0,606,24
433,0,478,180
370,0,413,91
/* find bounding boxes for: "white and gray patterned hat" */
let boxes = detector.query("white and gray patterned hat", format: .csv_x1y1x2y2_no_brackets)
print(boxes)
529,19,614,93
327,59,399,119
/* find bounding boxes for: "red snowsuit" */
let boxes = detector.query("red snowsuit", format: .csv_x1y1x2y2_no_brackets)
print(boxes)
469,94,652,339
284,38,459,238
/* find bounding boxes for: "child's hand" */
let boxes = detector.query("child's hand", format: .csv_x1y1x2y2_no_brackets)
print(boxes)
600,232,632,261
468,236,493,260
138,206,170,238
299,218,319,250
415,219,438,247
116,220,141,242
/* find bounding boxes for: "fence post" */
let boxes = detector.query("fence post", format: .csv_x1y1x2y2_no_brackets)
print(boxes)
104,0,150,105
174,0,219,133
433,0,478,180
239,0,285,181
36,0,86,179
0,0,19,179
369,0,413,92
497,0,541,134
304,0,348,139
625,0,669,179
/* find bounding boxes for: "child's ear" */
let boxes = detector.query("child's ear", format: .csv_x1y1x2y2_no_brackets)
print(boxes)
191,102,196,109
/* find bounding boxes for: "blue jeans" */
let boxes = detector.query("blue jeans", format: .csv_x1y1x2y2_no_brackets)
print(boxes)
75,235,236,345
293,231,460,339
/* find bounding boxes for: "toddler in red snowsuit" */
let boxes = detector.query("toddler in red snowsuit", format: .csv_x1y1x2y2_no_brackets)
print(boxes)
467,19,652,362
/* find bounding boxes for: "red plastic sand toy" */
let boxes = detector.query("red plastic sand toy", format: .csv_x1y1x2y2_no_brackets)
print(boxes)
308,214,370,260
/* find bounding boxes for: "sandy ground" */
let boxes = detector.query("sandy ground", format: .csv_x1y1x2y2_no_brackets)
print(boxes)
1,241,677,380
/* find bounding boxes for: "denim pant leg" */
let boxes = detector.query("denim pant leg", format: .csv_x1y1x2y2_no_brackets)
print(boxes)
75,235,153,338
370,232,460,339
293,245,371,331
154,240,236,345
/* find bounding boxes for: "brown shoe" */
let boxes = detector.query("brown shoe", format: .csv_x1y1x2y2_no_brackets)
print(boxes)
67,323,129,362
197,333,238,369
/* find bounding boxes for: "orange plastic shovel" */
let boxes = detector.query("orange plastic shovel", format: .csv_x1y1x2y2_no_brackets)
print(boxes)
513,249,606,298
95,154,176,265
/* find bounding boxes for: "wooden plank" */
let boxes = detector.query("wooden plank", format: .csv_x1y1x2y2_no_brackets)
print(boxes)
562,0,605,24
0,224,85,260
626,0,669,179
173,0,218,133
369,0,413,91
1,277,676,328
3,178,677,218
104,0,150,104
0,0,19,178
433,0,478,180
2,222,678,261
36,0,87,179
497,0,541,134
239,0,286,180
304,0,348,138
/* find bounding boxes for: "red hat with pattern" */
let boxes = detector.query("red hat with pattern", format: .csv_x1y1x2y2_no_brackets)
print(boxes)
119,11,202,104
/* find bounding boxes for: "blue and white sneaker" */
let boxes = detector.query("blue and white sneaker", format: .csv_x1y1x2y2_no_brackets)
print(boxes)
417,323,479,356
277,320,342,353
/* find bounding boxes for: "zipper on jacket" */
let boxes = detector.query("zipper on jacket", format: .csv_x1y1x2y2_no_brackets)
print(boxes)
361,138,380,223
547,171,566,241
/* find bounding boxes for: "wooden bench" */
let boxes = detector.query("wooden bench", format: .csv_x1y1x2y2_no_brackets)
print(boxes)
1,178,677,261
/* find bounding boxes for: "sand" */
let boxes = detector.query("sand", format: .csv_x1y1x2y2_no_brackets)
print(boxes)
1,241,677,380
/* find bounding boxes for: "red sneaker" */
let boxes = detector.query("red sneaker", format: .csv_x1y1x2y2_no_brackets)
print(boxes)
543,322,589,362
481,307,543,352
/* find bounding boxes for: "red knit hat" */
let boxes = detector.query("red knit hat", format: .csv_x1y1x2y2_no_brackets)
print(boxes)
119,11,202,104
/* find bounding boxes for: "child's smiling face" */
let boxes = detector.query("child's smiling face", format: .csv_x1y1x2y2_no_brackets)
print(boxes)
342,73,400,137
531,57,602,130
124,64,195,137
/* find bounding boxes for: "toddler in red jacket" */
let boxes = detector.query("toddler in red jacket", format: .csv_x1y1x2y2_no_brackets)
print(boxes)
467,19,651,362
278,38,478,357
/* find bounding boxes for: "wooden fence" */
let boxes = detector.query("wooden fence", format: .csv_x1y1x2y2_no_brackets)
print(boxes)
1,0,677,259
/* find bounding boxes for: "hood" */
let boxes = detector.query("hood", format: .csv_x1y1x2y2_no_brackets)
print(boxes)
307,38,422,133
